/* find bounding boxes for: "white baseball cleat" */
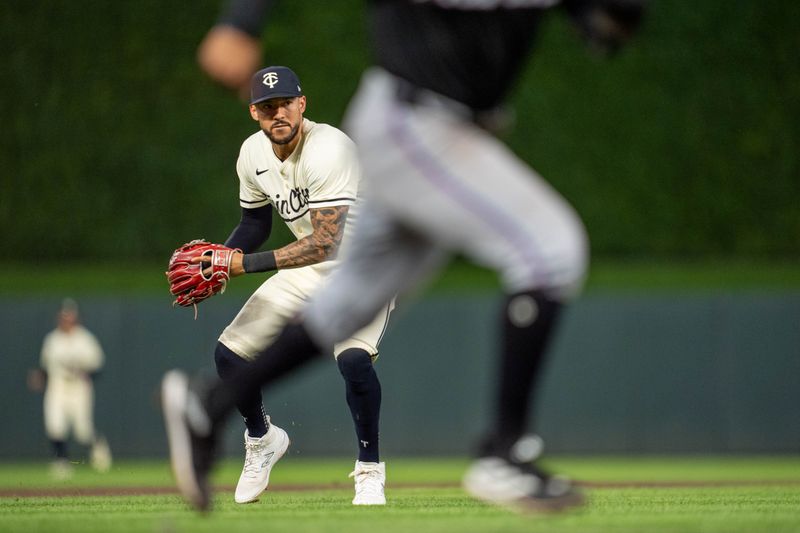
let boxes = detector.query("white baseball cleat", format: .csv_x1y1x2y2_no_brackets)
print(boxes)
90,436,113,473
234,419,290,504
49,459,73,480
349,460,386,505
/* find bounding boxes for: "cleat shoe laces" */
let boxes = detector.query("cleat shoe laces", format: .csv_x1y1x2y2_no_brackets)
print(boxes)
349,460,386,505
234,418,290,504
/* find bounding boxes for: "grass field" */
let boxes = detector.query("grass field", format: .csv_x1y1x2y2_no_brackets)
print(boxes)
1,456,798,533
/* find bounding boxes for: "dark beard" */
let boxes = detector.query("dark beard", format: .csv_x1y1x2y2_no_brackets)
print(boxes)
265,122,300,145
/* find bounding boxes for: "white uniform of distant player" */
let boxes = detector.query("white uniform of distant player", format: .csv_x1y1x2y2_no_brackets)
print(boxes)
40,323,104,446
219,117,393,360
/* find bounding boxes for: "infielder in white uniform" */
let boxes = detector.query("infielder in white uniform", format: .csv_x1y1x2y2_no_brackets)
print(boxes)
163,0,644,513
205,66,391,505
38,299,111,477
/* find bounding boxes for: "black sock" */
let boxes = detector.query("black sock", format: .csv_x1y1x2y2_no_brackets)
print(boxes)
214,343,269,438
486,290,562,456
52,440,67,460
207,322,327,425
337,348,381,463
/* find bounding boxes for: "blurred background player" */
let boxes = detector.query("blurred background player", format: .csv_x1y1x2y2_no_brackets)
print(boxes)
176,66,392,505
31,299,112,478
164,0,644,512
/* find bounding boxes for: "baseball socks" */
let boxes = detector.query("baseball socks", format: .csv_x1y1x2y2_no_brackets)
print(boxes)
463,289,583,512
214,343,269,438
205,322,327,426
337,348,385,505
488,289,562,453
336,348,381,463
51,440,68,460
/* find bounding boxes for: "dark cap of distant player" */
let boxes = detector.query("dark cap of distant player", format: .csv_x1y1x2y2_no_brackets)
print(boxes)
250,66,303,105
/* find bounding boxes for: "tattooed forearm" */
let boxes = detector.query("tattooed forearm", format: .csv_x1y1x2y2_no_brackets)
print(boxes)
274,206,349,269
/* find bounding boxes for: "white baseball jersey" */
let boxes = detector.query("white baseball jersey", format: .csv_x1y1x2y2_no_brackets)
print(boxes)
40,326,104,442
219,118,393,361
236,117,361,276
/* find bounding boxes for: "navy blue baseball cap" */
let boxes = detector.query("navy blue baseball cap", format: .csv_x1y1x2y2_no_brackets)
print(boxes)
250,66,303,105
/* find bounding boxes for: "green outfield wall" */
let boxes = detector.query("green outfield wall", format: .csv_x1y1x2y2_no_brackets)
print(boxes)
1,292,798,459
3,1,799,260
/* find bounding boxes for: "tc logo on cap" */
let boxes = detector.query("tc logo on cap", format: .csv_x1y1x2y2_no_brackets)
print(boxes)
250,66,303,105
262,72,279,88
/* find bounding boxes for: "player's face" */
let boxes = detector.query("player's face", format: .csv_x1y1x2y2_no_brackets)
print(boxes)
250,96,307,146
57,310,78,331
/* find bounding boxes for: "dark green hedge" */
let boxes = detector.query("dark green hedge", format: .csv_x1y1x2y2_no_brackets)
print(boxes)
3,1,798,261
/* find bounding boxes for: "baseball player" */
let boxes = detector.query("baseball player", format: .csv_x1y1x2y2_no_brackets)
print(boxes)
37,299,112,477
170,66,391,506
164,0,643,512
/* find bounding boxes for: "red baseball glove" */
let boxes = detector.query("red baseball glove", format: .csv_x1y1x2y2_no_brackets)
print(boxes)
166,239,241,314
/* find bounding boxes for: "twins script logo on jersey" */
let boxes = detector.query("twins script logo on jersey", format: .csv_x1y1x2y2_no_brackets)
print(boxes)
268,187,310,219
262,72,279,88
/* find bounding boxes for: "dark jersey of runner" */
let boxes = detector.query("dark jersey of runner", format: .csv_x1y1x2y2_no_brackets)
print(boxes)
218,0,565,111
368,1,547,111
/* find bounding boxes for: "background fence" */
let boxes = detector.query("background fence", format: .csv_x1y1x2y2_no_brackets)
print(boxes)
2,292,798,458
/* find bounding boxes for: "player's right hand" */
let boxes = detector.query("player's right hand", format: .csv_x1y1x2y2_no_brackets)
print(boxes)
197,25,261,98
27,368,46,393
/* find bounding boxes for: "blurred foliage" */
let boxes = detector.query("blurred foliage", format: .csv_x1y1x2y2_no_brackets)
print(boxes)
1,0,798,261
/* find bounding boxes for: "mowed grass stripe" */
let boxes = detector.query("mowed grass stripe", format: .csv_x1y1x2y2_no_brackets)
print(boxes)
1,486,800,533
4,478,800,498
1,456,799,489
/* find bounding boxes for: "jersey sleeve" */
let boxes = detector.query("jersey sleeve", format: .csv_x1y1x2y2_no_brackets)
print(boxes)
236,141,270,209
82,331,104,372
216,0,277,38
304,129,360,209
40,334,52,371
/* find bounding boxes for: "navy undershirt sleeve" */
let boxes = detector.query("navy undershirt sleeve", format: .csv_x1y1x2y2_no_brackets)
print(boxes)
216,0,277,38
224,205,273,254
